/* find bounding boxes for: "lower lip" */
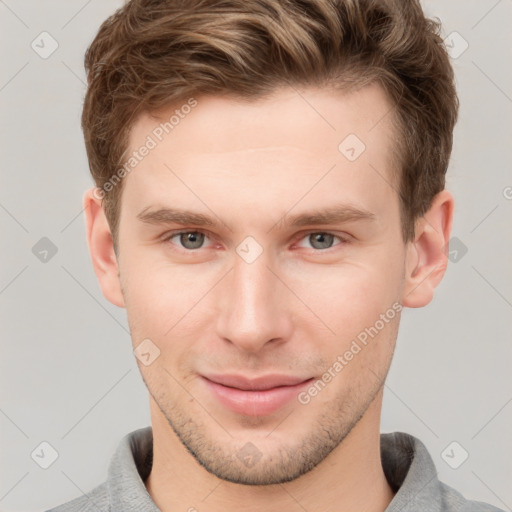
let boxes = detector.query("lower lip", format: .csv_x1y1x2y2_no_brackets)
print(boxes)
201,377,313,416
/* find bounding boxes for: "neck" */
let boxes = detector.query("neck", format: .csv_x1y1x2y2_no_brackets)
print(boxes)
145,390,394,512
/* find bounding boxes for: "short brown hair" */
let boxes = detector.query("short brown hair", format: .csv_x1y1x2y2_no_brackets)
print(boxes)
82,0,459,245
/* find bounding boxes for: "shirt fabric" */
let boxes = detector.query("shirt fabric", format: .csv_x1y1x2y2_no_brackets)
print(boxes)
46,426,504,512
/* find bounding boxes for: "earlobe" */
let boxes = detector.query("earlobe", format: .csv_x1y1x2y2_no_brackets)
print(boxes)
83,188,125,308
402,189,454,309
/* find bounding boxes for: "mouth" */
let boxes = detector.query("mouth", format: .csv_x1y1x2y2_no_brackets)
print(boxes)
201,374,314,416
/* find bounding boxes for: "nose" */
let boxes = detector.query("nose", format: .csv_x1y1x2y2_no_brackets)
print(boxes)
214,251,294,353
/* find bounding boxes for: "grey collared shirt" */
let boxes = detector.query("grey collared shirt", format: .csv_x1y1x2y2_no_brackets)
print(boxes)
46,426,504,512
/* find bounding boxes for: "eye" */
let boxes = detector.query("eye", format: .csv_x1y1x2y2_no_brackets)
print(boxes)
165,231,209,250
297,232,347,250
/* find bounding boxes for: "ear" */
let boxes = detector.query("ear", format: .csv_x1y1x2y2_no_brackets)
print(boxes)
402,189,454,308
83,188,125,308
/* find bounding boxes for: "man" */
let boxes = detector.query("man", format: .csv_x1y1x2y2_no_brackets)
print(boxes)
47,0,503,511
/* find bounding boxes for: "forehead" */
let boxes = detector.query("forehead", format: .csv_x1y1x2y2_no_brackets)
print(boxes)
130,83,396,160
122,84,399,222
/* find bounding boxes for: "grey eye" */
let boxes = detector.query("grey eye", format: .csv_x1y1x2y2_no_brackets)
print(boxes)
179,232,205,249
308,233,335,250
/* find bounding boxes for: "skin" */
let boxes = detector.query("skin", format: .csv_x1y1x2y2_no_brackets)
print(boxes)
85,84,453,512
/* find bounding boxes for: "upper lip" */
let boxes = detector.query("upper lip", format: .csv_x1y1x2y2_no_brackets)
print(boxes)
202,374,312,391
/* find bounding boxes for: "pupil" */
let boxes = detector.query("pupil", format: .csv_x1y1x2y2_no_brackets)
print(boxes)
181,232,203,249
311,233,333,249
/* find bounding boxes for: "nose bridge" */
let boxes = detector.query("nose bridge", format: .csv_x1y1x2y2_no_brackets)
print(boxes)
215,249,292,352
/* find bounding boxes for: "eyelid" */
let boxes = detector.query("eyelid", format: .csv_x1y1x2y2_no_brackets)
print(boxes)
161,229,216,249
293,230,351,250
160,228,350,251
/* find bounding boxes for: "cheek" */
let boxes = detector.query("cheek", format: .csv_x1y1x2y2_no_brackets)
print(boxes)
284,254,403,340
120,254,219,342
302,267,401,395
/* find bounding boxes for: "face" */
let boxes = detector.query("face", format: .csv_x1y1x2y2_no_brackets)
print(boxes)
110,85,412,484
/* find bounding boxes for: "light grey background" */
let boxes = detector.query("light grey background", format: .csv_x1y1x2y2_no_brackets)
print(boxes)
0,1,511,511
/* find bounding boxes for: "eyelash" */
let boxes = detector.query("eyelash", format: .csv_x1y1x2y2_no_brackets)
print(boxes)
295,231,350,250
161,230,350,252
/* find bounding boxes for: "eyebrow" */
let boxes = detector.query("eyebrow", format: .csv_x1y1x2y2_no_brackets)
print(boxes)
137,207,217,227
136,204,376,230
284,205,376,228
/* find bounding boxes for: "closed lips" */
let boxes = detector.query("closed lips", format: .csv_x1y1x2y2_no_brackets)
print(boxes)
202,374,312,390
